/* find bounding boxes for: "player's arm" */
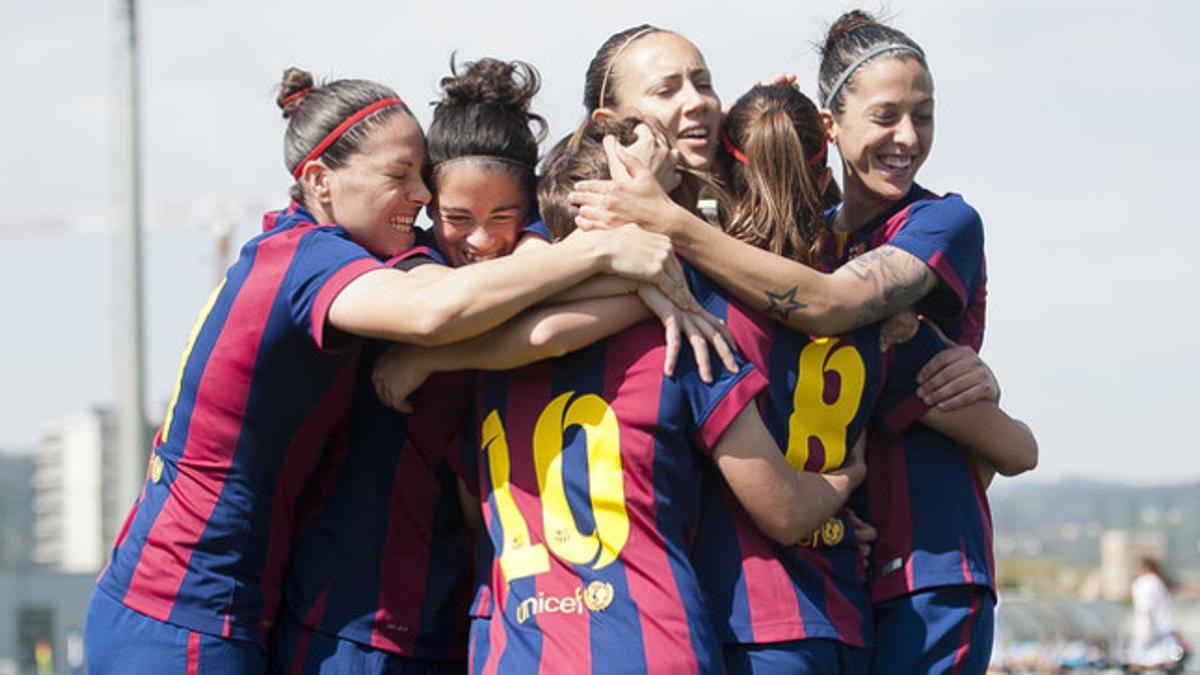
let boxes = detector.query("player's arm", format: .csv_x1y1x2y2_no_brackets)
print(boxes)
328,224,691,347
374,295,650,411
711,406,866,546
920,403,1037,478
570,165,938,337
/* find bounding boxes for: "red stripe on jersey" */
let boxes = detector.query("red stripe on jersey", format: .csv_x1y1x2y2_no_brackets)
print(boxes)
481,589,506,675
534,568,593,675
123,230,303,621
809,537,865,646
949,588,982,675
725,300,771,373
371,441,438,652
697,369,765,450
186,631,200,675
311,258,382,350
870,436,916,599
926,250,967,314
728,490,804,643
258,359,358,646
292,585,331,675
604,339,697,675
960,259,987,352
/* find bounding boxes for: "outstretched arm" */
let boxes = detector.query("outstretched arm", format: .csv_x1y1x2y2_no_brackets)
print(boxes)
374,295,651,411
329,224,689,347
569,147,939,336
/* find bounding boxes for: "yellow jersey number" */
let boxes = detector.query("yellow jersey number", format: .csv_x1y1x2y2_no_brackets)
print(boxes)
785,337,867,473
483,392,630,585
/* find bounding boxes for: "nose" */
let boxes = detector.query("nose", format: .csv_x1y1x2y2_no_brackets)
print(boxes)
465,224,494,250
680,80,711,116
893,114,918,148
412,179,432,206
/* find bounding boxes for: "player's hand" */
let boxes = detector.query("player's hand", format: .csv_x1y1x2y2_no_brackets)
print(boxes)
636,284,738,383
582,225,699,316
879,308,920,352
621,122,682,194
845,509,877,562
570,132,679,236
371,345,430,413
836,433,868,490
916,345,1000,410
724,73,798,113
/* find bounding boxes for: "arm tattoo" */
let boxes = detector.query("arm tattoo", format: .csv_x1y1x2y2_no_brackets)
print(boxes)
842,247,934,325
764,286,807,320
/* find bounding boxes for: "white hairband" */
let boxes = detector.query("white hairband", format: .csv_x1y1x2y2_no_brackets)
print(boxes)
822,43,925,110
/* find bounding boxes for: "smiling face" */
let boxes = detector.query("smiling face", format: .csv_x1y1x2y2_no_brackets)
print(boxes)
604,32,721,173
827,56,934,217
430,161,531,267
322,112,432,258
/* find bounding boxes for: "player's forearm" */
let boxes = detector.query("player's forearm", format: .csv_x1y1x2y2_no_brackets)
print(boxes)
922,405,1038,477
399,235,611,347
540,274,634,305
419,296,653,374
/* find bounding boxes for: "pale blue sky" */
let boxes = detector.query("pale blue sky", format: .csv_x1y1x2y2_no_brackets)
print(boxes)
2,0,1196,483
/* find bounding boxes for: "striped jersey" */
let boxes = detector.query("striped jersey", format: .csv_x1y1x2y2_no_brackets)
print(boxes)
97,202,385,645
280,244,478,659
686,270,941,647
828,184,994,602
471,307,766,674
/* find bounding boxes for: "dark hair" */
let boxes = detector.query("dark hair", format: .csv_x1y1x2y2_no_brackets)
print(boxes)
1139,556,1175,591
582,24,668,112
276,66,414,202
718,85,835,266
818,10,928,116
539,116,716,240
427,56,546,206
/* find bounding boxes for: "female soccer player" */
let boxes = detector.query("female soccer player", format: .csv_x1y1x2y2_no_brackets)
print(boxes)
84,65,698,674
569,11,1023,672
686,83,1034,674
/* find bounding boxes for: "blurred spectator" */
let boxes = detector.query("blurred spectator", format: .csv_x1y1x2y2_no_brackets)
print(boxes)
1127,557,1189,672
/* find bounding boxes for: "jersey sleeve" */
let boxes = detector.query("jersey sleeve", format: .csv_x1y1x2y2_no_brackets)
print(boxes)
385,228,449,270
885,194,985,324
872,323,948,436
670,349,766,452
519,218,552,243
289,227,384,351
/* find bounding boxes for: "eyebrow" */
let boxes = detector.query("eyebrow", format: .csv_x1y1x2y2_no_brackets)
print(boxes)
440,204,525,215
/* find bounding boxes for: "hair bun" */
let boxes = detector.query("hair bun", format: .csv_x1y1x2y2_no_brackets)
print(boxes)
439,56,540,112
823,10,878,56
277,67,315,119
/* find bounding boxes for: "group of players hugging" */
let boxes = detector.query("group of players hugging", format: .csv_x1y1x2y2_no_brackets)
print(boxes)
84,10,1037,675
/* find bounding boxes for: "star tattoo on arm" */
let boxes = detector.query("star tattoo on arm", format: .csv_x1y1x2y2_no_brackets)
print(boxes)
764,286,806,320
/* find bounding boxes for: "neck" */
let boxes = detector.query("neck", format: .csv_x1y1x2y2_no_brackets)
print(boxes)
304,198,335,225
834,173,904,233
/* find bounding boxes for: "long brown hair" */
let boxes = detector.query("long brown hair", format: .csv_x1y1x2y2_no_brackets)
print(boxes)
718,84,833,266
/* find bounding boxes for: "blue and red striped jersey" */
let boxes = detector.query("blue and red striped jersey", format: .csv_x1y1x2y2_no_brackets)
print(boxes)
828,184,995,602
282,363,475,659
471,306,766,675
685,270,941,647
97,202,385,645
279,242,478,659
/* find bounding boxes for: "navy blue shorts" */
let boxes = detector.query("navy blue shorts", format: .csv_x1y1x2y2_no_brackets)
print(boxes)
871,585,994,675
85,588,266,674
270,608,464,675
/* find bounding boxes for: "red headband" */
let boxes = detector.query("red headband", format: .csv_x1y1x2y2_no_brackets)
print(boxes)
805,142,828,168
291,97,405,179
723,132,828,169
280,87,311,108
721,132,749,165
